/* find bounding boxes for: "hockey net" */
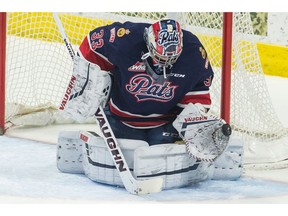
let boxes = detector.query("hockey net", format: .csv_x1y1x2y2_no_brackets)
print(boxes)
1,12,288,169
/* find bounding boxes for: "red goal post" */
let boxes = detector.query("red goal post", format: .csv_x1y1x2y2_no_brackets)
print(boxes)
0,12,6,134
221,12,232,124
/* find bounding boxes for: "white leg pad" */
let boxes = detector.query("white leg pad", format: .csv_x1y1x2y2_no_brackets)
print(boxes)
134,144,214,189
212,135,244,180
80,131,149,187
57,131,85,174
133,135,244,189
57,131,243,189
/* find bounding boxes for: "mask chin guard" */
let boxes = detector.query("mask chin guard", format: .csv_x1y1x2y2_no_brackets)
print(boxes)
141,52,172,84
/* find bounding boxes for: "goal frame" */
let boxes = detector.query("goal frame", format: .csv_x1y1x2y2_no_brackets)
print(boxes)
0,12,6,134
221,12,233,124
0,12,233,134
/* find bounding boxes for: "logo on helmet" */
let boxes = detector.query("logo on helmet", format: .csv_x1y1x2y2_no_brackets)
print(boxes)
158,29,180,50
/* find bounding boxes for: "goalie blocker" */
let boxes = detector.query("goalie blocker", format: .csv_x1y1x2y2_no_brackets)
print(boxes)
59,54,112,123
57,131,243,190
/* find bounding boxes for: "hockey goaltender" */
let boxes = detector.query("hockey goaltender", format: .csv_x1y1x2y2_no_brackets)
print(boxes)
55,16,243,194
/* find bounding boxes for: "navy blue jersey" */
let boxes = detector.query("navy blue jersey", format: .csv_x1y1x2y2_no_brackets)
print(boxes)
79,21,214,128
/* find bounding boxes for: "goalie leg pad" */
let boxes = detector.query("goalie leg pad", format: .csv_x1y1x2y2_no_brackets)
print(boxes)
134,137,243,189
80,131,149,187
212,135,244,180
57,131,85,174
57,132,243,189
134,144,214,189
57,130,149,186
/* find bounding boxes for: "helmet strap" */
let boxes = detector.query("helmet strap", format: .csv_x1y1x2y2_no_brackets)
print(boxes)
141,52,150,61
163,66,167,79
141,53,173,84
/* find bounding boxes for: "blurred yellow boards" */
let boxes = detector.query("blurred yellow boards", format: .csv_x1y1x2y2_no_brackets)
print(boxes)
7,12,288,78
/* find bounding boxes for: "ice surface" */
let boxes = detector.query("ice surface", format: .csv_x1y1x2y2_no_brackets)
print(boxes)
1,75,288,216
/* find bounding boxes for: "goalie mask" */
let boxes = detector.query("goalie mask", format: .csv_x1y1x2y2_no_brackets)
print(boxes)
142,19,183,84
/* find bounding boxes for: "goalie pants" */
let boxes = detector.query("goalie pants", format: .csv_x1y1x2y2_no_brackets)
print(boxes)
104,107,182,145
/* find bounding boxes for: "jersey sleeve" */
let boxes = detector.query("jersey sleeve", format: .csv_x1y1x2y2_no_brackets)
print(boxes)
177,45,214,111
78,23,122,71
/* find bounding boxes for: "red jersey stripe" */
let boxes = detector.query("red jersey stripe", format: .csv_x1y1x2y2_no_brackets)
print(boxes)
79,37,114,71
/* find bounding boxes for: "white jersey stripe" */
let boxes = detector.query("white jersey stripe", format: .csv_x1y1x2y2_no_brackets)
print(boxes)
185,90,210,96
110,99,164,118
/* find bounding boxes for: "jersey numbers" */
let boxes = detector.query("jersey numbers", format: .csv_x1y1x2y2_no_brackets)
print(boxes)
91,29,104,50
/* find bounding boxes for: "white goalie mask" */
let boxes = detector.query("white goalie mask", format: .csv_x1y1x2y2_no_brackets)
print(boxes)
142,19,183,83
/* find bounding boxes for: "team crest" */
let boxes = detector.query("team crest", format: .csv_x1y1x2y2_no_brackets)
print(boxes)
117,28,130,37
199,47,207,59
126,74,178,102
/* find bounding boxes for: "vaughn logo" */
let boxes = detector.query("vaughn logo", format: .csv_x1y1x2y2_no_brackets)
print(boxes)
126,74,178,102
128,61,146,72
59,75,76,110
95,109,127,172
184,116,208,123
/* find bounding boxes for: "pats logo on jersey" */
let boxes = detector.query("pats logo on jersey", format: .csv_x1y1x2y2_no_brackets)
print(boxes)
126,74,178,102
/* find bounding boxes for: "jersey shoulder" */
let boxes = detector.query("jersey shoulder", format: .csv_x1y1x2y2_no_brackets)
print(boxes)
181,29,210,60
182,29,203,47
89,21,149,44
111,21,150,44
178,30,213,76
87,21,149,63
